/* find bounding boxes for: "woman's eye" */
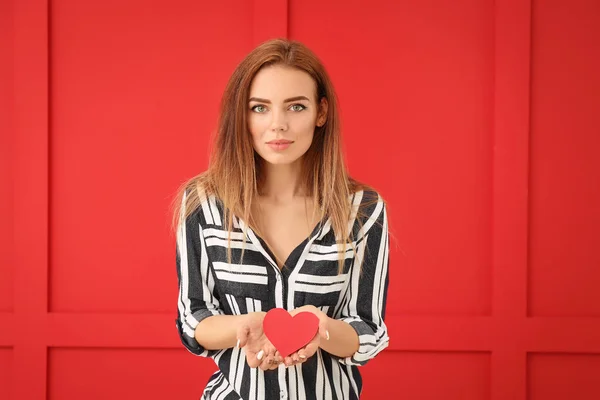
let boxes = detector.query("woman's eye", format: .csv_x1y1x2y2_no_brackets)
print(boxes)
252,105,267,113
290,104,306,112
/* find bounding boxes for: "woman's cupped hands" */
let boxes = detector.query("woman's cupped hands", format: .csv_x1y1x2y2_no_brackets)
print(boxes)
236,306,329,371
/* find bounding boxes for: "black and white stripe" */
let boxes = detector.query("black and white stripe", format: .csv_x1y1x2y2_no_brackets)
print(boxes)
175,189,390,399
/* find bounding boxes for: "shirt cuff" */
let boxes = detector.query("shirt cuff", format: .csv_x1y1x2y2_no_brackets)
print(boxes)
335,316,390,366
176,308,224,357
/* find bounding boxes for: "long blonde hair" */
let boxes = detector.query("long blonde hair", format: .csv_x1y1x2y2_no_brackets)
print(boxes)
172,38,384,273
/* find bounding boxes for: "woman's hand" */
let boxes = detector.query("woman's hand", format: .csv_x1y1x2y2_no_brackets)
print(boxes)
283,305,330,366
236,312,281,371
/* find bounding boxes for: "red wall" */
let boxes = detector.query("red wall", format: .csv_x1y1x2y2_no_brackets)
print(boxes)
2,0,600,399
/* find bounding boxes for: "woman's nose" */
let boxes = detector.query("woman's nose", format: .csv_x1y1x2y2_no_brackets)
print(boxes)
269,109,288,132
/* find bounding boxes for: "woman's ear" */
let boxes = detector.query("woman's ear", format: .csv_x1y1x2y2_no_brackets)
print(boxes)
316,97,328,127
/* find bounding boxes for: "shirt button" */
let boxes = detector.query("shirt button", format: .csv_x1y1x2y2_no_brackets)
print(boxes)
280,390,287,399
276,275,281,281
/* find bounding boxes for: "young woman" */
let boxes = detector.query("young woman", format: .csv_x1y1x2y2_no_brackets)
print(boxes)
174,39,390,400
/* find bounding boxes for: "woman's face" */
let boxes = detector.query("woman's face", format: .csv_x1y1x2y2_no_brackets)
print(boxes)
247,64,327,166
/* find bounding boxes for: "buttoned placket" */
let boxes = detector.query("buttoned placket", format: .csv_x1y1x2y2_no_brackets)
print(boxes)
236,217,290,399
236,216,330,400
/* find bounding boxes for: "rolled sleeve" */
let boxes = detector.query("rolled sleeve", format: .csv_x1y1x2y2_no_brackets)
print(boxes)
337,317,389,366
175,192,224,357
336,197,390,366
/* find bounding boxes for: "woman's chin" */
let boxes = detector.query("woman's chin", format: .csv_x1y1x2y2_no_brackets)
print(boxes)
259,153,304,166
264,158,297,166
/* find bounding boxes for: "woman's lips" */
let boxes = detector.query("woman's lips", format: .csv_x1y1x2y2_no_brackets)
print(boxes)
267,141,293,151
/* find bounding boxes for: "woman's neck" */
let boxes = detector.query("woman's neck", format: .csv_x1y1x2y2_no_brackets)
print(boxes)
258,159,308,203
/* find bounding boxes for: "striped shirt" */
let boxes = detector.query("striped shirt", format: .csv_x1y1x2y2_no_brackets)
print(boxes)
175,189,390,400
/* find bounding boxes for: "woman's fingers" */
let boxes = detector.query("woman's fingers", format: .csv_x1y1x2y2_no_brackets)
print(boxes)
236,324,250,349
257,350,306,368
283,356,293,366
292,353,301,364
264,342,275,356
284,349,307,365
268,356,280,370
245,336,320,369
257,350,273,371
245,349,261,368
301,337,320,360
318,321,329,341
258,352,281,371
255,343,282,371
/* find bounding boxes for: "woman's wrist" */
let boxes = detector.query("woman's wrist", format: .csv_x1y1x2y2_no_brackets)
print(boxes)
318,317,360,357
318,315,332,348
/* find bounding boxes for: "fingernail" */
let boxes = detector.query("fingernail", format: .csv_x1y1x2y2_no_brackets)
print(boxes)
326,330,330,340
257,350,264,360
299,355,306,359
236,339,240,348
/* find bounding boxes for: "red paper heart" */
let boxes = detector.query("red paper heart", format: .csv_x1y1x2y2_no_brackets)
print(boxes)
263,308,319,358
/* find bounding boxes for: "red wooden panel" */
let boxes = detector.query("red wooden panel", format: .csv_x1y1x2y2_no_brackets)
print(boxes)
0,315,14,346
289,0,494,317
524,318,600,353
528,0,600,317
46,313,175,347
528,353,600,400
361,351,490,399
48,348,214,400
489,0,531,398
12,0,50,399
49,0,254,313
252,0,287,44
385,316,493,351
0,348,13,400
0,0,14,313
5,0,598,399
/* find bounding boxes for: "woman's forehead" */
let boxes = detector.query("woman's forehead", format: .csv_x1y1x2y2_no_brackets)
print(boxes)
249,65,317,100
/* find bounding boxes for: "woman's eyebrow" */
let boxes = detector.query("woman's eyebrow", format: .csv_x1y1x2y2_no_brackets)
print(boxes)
248,96,310,103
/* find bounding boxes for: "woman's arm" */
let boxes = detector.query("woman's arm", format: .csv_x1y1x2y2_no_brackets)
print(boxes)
194,314,249,350
333,198,390,366
176,193,272,369
194,312,265,351
319,316,359,358
176,191,228,357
